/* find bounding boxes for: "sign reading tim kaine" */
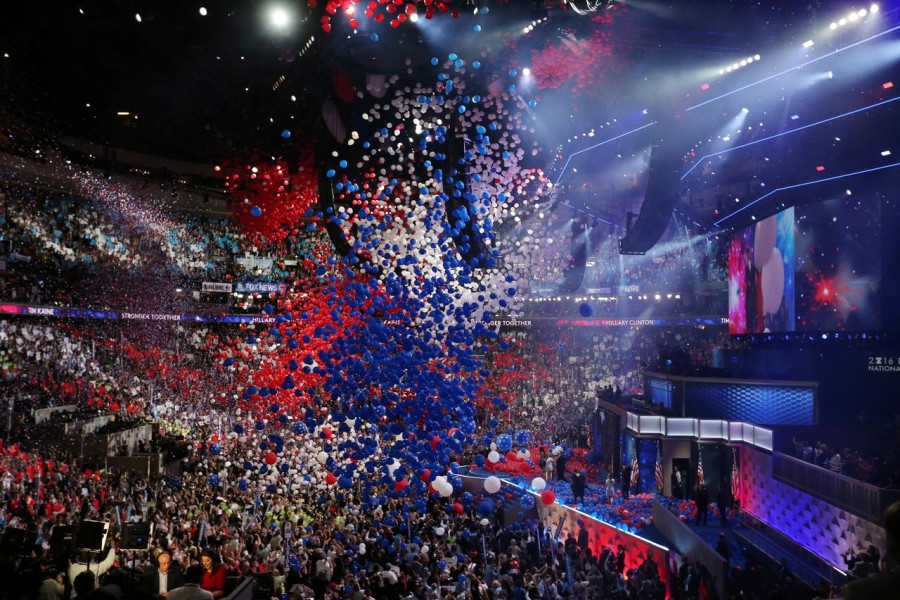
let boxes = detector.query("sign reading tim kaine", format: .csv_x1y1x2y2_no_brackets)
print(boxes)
202,282,233,293
235,282,285,294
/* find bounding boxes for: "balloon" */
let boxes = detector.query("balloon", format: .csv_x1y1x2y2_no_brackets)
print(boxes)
754,215,777,269
265,452,277,465
325,473,337,485
496,434,512,452
487,451,500,463
250,206,262,217
540,489,556,505
520,493,535,510
317,452,328,465
579,303,593,317
761,248,785,315
453,503,464,515
531,477,546,491
484,476,502,494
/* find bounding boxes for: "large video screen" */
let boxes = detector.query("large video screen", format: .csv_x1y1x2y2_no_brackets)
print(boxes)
728,197,881,334
728,208,795,334
795,197,881,331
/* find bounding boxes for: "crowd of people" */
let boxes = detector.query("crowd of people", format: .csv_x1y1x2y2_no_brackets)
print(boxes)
789,436,900,490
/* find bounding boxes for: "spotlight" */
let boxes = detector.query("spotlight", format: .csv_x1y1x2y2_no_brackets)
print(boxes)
199,7,208,16
410,12,419,22
802,40,814,48
871,3,879,13
270,6,290,28
135,13,142,22
830,22,838,29
522,67,531,76
741,107,749,113
827,71,833,78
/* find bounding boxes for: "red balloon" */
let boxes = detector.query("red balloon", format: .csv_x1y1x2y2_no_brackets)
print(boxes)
453,503,464,515
395,479,408,492
325,473,337,485
541,489,556,505
430,437,441,450
322,428,333,440
419,468,431,482
265,452,277,465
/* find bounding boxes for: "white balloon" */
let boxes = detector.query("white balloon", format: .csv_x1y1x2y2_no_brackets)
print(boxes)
531,477,547,491
754,216,777,270
435,527,445,536
480,518,490,526
316,451,328,465
484,476,502,494
487,451,500,463
761,248,785,315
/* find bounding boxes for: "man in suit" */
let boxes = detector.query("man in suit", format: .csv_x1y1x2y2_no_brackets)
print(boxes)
167,564,213,600
671,468,685,499
843,500,900,599
695,484,710,526
141,552,184,599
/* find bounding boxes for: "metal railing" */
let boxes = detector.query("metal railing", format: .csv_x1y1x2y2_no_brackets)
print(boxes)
773,453,900,525
734,509,847,591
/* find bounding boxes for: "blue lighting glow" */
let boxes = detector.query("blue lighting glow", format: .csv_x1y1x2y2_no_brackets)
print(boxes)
681,96,900,181
686,23,900,112
554,121,657,186
713,161,900,227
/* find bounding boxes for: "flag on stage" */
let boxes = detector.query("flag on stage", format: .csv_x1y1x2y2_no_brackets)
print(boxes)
630,443,640,490
655,442,664,494
731,447,740,500
697,445,705,488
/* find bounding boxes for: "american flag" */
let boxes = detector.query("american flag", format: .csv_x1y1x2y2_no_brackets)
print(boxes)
731,447,740,500
697,445,705,488
654,442,664,494
630,443,640,491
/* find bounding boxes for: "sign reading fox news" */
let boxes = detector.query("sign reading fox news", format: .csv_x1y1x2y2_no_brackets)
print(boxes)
235,281,286,294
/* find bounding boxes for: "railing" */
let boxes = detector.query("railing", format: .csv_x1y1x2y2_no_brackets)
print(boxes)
625,412,773,451
773,452,900,525
734,509,847,590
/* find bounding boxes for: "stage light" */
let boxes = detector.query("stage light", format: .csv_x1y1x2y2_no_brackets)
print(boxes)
410,12,419,22
871,4,879,13
839,18,847,26
816,165,825,171
827,71,833,78
882,150,892,156
830,22,838,29
741,107,749,113
199,7,207,16
858,9,868,17
523,67,531,76
270,6,290,28
135,13,142,22
802,40,814,48
885,82,894,89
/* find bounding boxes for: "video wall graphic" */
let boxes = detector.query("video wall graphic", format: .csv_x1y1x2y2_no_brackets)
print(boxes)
728,208,795,334
728,197,881,334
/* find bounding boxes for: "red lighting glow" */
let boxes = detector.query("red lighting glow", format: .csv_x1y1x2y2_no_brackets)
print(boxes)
816,165,825,172
700,83,710,90
884,81,894,89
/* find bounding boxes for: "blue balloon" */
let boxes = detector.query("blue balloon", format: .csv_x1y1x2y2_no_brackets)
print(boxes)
250,206,262,217
281,129,291,139
477,499,495,518
207,474,219,487
520,493,535,510
496,434,513,453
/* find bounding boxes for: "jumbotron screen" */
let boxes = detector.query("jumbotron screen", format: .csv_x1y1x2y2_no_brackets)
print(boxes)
728,197,881,334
